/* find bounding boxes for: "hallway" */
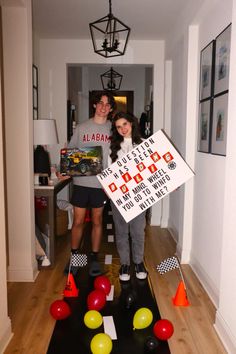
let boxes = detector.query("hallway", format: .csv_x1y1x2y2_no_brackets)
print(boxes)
5,226,226,354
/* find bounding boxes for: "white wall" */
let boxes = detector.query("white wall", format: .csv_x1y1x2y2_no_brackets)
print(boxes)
166,0,232,299
38,39,165,225
2,3,37,282
0,0,37,350
0,8,12,351
167,33,187,240
166,0,236,350
191,0,232,305
215,1,236,352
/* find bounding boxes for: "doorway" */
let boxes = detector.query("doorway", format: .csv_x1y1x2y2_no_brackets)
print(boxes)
67,64,153,141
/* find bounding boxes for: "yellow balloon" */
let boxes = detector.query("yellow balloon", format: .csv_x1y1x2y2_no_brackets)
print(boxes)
133,307,153,330
90,333,112,354
84,310,103,329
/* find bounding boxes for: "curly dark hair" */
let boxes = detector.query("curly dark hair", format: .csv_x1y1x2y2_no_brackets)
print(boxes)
91,91,116,120
110,111,142,162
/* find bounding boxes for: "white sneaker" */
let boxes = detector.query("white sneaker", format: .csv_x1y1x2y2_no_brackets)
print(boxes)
41,256,51,266
135,262,147,280
119,264,130,281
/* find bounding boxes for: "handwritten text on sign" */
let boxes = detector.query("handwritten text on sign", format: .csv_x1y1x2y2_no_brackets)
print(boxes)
97,130,194,222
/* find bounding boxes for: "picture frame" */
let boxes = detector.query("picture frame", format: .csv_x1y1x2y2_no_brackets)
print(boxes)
197,99,212,153
199,41,214,101
33,64,38,119
214,24,231,96
211,92,228,156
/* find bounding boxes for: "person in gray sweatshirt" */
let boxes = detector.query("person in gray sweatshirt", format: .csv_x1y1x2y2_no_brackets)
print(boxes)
66,91,116,276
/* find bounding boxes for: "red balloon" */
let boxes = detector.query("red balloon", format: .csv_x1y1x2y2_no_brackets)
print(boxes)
87,289,106,311
50,300,71,320
153,319,174,341
94,275,111,295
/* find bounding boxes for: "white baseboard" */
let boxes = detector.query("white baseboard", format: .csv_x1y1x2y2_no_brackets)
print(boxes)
167,224,219,306
0,317,13,354
167,225,178,243
214,311,236,353
190,253,219,307
166,224,234,353
7,266,39,282
160,216,168,228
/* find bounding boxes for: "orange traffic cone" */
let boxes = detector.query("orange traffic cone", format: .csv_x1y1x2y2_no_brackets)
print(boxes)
172,280,190,306
63,273,79,297
85,209,91,222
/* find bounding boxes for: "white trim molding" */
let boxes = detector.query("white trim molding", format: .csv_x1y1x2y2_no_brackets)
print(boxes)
215,310,236,354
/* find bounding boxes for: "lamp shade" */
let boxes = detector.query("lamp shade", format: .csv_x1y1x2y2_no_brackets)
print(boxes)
33,119,59,145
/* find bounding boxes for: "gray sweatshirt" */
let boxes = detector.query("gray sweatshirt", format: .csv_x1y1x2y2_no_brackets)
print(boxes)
68,118,111,188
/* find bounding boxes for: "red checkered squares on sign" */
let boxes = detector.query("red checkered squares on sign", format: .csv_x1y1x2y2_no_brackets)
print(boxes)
136,162,146,172
148,164,157,173
133,173,143,184
162,152,174,163
120,184,129,194
150,152,161,163
122,172,132,183
109,182,117,192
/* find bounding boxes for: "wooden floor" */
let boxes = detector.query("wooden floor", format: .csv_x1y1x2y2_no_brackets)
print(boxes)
5,226,226,354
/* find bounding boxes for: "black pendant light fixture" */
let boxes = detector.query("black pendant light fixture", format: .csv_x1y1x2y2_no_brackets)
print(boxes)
89,0,130,58
101,67,123,91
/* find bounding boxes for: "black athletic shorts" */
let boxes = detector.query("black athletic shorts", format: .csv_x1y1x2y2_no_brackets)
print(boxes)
71,185,107,208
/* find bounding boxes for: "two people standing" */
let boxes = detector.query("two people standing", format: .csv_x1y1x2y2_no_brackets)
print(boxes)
66,91,147,281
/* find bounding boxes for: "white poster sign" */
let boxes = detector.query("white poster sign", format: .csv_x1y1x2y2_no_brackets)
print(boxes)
97,130,194,222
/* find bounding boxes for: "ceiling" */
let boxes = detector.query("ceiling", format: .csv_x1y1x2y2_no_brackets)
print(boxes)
32,0,203,41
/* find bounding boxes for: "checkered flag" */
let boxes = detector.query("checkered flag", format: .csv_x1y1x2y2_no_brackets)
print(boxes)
156,256,179,275
71,253,88,267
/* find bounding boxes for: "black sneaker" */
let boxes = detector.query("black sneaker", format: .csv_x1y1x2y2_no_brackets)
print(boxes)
135,262,147,280
89,260,102,277
119,264,130,281
88,252,102,277
64,253,88,275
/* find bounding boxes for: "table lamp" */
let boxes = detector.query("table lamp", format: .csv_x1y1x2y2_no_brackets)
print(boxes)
33,119,59,179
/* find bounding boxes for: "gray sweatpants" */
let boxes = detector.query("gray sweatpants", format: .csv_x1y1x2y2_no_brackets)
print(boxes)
111,202,146,265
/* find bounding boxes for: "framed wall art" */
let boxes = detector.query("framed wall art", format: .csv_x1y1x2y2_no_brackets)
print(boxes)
197,99,212,153
199,40,214,101
211,92,228,156
214,24,231,96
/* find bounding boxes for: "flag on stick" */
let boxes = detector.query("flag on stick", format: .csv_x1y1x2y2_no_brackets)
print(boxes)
156,256,179,275
157,256,190,305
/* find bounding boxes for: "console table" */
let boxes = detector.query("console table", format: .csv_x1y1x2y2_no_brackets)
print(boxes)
34,178,71,267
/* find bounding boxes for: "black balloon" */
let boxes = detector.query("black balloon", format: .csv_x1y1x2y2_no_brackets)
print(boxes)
145,336,159,351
